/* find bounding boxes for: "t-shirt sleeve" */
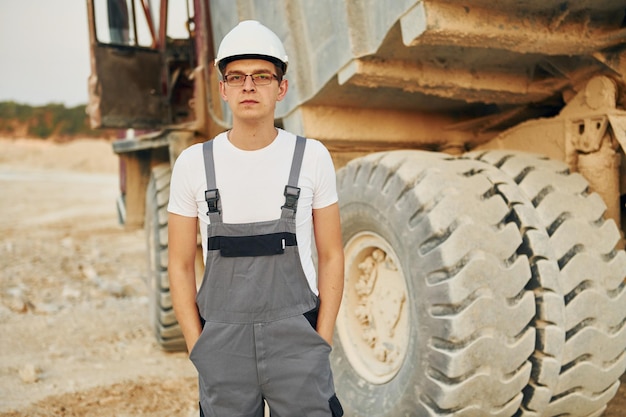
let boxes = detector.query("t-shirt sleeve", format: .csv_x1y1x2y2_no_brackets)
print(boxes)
168,148,199,218
311,140,339,210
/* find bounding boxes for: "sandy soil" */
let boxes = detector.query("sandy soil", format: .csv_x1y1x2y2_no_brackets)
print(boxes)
0,138,197,417
0,138,624,417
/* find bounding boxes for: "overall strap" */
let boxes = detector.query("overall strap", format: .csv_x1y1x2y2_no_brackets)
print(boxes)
281,135,306,218
202,140,222,224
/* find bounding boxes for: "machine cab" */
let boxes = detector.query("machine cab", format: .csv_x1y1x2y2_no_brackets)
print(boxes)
85,0,197,129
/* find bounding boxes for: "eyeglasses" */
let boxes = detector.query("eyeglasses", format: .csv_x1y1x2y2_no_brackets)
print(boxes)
223,73,278,87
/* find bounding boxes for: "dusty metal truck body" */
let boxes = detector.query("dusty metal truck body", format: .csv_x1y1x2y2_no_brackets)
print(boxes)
86,0,626,415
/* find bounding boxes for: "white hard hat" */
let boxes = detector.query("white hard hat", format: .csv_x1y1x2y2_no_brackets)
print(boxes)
215,20,288,74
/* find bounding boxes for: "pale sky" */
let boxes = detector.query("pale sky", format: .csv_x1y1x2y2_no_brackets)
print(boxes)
0,1,91,107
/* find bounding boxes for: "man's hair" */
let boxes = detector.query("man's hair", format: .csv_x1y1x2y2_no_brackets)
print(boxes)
219,55,286,82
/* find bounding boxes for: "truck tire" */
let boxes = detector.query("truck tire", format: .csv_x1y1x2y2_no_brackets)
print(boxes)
463,153,566,417
467,150,626,417
333,150,537,416
145,164,186,351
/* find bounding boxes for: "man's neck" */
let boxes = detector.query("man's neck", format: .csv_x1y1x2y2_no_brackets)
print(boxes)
227,124,278,151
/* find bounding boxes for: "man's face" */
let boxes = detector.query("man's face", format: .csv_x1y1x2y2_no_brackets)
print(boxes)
219,59,288,122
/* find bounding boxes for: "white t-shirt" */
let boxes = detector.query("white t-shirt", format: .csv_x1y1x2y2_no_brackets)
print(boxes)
167,129,338,294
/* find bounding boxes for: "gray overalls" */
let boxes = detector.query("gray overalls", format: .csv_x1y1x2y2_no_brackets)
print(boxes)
189,136,343,417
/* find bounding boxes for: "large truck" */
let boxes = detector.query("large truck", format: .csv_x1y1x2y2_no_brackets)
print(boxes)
85,1,626,416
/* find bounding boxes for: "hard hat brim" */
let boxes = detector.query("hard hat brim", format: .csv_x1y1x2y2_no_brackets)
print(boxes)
217,54,288,75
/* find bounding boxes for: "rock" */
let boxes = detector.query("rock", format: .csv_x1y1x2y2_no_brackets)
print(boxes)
4,287,29,313
103,281,127,298
80,264,99,281
19,363,41,383
33,301,61,314
5,296,28,313
6,286,25,298
60,236,74,249
62,285,82,300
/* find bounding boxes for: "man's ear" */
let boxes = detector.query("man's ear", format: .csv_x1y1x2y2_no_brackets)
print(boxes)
219,80,228,101
277,79,288,102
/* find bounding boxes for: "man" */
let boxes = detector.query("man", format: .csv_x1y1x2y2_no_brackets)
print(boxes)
167,20,344,417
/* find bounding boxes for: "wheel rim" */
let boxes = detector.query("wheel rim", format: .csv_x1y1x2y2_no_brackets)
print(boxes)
337,231,410,384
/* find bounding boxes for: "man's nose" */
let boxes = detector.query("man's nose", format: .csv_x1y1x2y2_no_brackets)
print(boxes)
243,75,256,90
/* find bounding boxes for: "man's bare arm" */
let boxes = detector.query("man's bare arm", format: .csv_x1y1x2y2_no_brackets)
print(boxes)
168,213,202,352
312,203,344,346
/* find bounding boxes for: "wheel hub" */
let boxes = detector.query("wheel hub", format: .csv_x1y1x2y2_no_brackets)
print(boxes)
337,231,410,384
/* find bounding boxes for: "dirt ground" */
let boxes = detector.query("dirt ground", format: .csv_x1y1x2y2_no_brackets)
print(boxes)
0,138,624,417
0,138,197,417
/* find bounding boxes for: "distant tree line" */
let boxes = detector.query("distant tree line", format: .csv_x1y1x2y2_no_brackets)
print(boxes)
0,101,113,140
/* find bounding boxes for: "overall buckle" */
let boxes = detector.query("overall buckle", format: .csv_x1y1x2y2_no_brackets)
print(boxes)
205,189,220,214
282,185,301,212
